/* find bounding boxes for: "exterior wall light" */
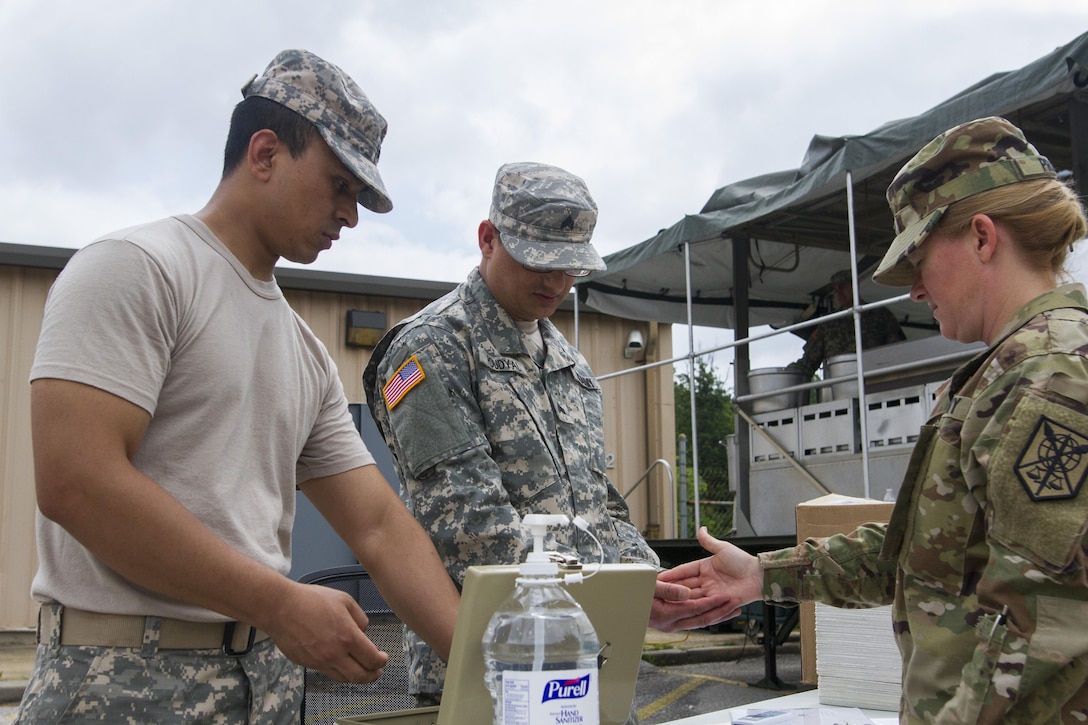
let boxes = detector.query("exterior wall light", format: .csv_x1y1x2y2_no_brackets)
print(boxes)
345,310,386,348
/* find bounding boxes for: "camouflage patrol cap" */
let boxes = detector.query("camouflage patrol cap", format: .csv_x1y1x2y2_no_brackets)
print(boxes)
873,116,1056,286
488,162,606,273
830,268,852,286
242,49,393,213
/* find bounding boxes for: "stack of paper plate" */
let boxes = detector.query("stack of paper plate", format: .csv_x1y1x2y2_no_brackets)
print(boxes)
815,603,902,712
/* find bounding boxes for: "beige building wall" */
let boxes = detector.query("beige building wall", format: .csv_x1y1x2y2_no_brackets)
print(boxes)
1,261,675,630
0,265,53,630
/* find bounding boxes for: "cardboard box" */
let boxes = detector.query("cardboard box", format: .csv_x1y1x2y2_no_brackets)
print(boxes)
795,494,894,685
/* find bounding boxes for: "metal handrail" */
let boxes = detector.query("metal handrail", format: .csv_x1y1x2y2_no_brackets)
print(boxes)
623,458,676,536
734,348,980,405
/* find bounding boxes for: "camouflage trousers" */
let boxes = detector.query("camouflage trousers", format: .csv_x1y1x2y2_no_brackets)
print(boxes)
16,604,303,724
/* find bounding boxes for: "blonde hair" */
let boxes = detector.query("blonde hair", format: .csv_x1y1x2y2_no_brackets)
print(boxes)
936,178,1087,276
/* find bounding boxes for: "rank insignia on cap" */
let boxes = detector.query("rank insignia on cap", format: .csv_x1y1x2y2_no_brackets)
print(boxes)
383,356,425,410
1015,415,1088,501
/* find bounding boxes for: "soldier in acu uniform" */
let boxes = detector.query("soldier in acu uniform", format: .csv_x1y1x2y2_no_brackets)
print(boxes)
18,49,459,724
364,162,667,706
654,117,1088,724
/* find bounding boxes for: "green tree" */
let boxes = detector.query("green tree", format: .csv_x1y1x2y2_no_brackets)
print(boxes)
674,358,735,536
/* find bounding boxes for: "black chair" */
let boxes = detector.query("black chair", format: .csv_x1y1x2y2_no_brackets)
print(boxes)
298,565,414,724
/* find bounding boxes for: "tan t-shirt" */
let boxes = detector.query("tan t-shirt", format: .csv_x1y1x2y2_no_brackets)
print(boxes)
29,214,373,621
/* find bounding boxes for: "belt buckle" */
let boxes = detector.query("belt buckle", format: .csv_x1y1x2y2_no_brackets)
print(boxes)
222,621,257,656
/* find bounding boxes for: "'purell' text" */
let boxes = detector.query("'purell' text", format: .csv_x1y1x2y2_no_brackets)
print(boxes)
541,673,591,702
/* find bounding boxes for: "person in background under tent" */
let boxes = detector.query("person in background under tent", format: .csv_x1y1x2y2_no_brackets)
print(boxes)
788,267,905,379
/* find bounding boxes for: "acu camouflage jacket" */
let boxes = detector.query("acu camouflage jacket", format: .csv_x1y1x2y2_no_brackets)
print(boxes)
761,284,1088,724
364,268,658,695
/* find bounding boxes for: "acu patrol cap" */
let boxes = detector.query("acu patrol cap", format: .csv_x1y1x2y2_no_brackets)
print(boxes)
489,162,606,274
873,116,1057,286
242,49,393,214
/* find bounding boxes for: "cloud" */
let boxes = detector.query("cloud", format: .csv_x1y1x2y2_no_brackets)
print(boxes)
5,1,1086,261
3,0,1088,375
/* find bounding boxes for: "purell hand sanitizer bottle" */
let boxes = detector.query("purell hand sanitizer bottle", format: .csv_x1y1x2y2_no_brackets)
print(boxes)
482,514,600,725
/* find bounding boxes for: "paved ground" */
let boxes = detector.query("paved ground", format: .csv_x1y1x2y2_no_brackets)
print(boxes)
635,627,808,724
0,625,808,723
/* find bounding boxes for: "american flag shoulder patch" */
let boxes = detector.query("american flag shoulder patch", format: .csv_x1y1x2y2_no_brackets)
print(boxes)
383,356,426,410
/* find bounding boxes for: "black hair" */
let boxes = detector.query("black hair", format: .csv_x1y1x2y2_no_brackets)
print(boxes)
221,96,320,178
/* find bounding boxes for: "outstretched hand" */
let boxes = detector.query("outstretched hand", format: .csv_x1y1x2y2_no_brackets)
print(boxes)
649,527,765,632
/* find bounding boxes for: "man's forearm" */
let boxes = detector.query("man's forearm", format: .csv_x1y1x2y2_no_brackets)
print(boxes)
355,505,460,659
305,467,460,660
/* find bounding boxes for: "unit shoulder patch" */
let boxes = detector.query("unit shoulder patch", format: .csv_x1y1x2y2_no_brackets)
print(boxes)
1015,414,1088,501
383,356,426,410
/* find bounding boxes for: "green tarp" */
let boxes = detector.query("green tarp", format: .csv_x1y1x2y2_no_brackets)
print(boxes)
579,31,1088,332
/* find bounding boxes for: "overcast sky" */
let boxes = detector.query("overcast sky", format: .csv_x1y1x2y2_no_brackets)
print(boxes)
3,1,1088,373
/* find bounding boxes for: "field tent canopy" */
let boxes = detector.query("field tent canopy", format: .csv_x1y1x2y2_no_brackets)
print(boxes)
578,31,1088,336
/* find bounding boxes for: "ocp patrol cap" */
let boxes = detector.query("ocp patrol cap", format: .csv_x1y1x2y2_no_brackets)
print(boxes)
874,116,1056,286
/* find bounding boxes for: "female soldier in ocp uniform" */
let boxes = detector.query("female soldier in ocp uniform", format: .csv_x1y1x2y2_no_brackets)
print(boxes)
654,116,1088,724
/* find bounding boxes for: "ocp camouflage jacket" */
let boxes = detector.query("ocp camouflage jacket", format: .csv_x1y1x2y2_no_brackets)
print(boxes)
761,284,1088,724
